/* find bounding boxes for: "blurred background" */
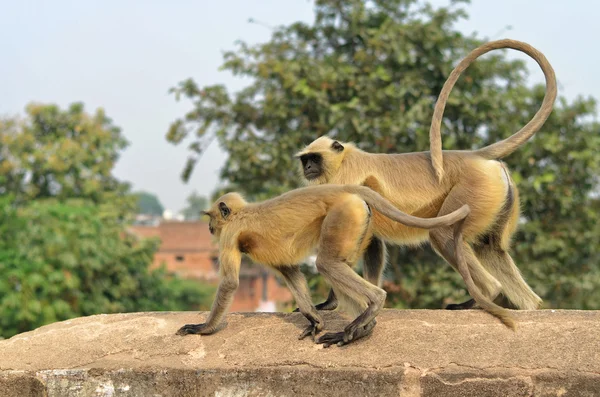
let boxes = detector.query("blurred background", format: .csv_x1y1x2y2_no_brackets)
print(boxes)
1,0,599,339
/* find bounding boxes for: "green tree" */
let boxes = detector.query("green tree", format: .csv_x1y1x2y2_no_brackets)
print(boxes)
0,102,133,213
0,103,216,338
167,0,600,309
135,191,165,216
181,190,208,220
0,197,215,338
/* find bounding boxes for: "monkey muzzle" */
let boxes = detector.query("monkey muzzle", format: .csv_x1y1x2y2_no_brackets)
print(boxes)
304,170,320,180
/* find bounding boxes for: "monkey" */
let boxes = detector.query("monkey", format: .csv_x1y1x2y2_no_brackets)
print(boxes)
295,39,555,314
175,184,514,348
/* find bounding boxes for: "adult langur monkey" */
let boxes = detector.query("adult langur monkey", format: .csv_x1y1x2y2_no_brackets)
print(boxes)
296,39,556,313
176,184,514,348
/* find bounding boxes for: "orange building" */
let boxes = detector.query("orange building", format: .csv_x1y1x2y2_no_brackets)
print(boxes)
129,221,293,312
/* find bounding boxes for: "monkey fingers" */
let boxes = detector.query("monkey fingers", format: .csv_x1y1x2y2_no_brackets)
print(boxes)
176,323,216,336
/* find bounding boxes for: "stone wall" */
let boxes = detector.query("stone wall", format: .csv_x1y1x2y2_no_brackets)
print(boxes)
1,310,598,396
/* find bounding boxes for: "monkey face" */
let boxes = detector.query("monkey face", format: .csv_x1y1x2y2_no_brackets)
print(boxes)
300,153,323,180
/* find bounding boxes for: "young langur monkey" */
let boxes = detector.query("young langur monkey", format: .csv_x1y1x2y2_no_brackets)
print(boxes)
176,184,511,348
296,39,556,314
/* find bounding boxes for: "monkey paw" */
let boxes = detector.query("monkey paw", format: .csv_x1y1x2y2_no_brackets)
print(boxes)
298,322,323,341
176,323,215,336
315,331,346,348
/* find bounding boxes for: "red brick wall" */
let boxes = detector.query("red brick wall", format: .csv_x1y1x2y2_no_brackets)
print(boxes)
129,222,294,312
153,252,218,281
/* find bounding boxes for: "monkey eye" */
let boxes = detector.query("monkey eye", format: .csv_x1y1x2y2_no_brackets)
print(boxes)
301,154,321,165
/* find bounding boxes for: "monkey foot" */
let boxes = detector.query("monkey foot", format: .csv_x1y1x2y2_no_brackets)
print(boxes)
298,322,323,341
293,300,338,312
176,323,215,336
445,298,476,310
316,320,376,348
315,300,339,311
315,331,346,348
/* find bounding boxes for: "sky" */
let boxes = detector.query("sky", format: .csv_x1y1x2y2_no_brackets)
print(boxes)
1,0,598,213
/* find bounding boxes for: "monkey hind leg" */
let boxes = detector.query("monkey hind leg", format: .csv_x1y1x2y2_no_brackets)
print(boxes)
431,224,516,329
475,245,542,310
307,235,385,313
315,289,339,310
312,234,385,313
315,261,386,347
315,198,386,346
362,236,387,287
430,227,502,304
293,288,338,312
474,184,542,310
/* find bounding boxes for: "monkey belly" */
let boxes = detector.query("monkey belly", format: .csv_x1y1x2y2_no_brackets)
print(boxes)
371,213,430,246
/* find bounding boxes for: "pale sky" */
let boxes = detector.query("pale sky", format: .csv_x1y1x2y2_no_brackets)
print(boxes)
1,0,597,212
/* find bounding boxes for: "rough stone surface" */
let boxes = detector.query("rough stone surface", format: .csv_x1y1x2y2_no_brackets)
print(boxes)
0,309,599,396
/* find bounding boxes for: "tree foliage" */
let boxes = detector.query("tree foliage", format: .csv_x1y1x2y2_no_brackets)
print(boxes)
167,0,600,309
0,102,132,210
135,191,165,216
0,197,215,338
181,190,208,220
0,103,215,338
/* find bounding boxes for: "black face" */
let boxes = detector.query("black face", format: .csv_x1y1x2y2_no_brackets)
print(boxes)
300,153,323,180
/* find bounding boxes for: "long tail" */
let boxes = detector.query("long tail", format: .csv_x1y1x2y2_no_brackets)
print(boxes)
453,218,517,330
429,39,557,182
348,186,470,230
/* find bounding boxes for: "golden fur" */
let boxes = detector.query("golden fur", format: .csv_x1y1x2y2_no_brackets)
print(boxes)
295,40,556,313
176,184,514,347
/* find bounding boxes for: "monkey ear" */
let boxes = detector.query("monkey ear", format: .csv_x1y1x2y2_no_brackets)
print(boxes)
218,202,231,219
331,141,344,152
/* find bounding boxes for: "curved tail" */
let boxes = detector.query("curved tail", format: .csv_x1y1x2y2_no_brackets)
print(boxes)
429,39,557,182
348,185,470,229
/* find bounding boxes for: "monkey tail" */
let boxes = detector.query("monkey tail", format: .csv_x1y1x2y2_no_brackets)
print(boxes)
429,39,557,182
350,186,470,230
453,219,517,330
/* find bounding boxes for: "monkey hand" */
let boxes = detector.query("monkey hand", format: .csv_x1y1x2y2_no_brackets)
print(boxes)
176,323,217,336
298,321,323,341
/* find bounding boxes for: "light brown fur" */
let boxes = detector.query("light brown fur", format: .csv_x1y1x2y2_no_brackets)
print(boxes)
295,40,554,315
176,184,515,346
296,140,542,313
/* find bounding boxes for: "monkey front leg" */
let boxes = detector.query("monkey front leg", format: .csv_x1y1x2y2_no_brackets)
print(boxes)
177,248,241,336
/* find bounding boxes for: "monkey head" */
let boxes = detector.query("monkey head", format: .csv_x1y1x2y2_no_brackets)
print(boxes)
295,136,347,184
202,192,247,238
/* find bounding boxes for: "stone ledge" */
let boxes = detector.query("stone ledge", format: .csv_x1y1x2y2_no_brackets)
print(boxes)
1,310,599,396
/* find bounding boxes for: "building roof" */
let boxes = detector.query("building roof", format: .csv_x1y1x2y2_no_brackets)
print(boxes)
129,221,217,253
